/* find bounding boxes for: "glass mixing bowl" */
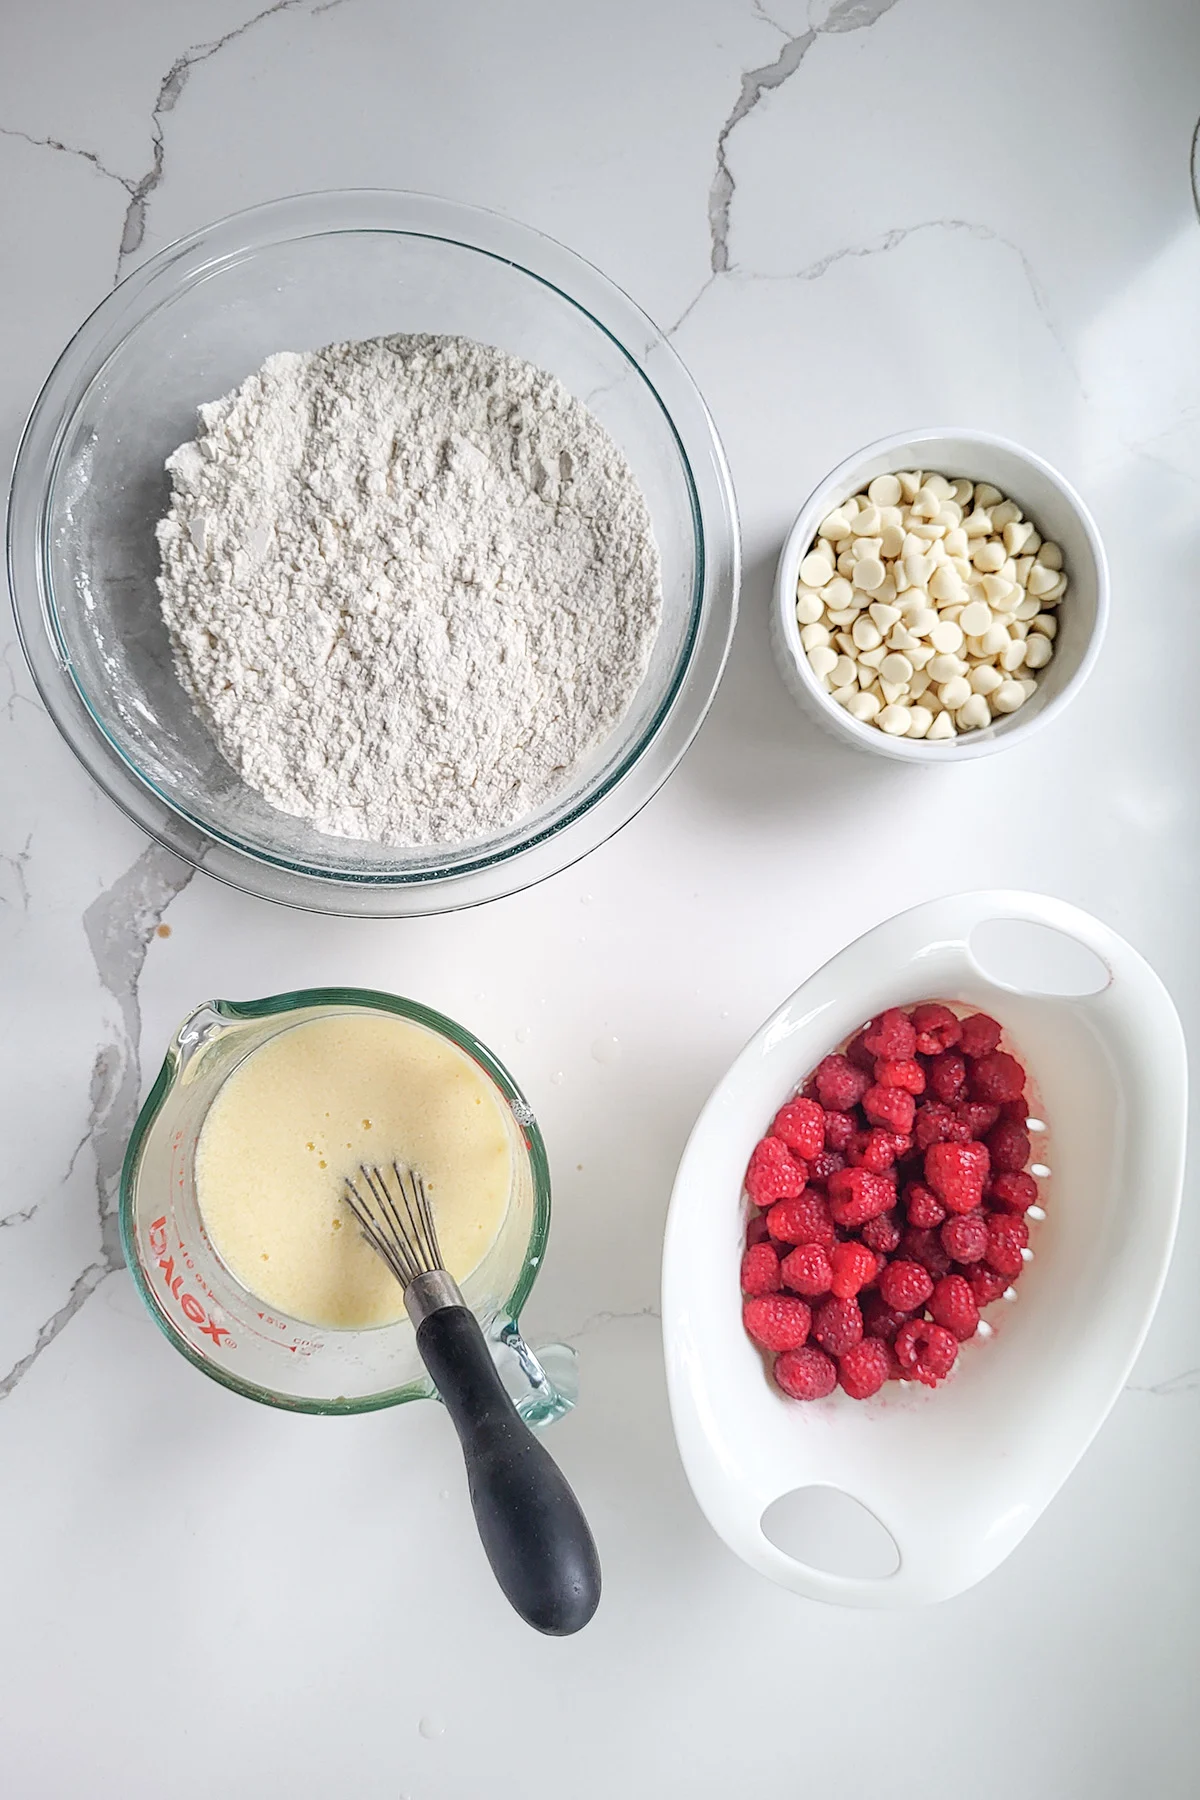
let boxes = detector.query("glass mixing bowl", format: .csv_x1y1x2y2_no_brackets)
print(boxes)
7,190,739,916
121,986,576,1419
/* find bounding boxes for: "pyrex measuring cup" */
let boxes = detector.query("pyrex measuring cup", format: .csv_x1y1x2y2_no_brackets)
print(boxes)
120,987,576,1420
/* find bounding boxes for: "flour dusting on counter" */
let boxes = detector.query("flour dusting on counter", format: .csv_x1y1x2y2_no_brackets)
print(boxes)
155,334,662,846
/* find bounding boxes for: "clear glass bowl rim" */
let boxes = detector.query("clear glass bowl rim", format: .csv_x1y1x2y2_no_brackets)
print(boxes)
7,188,740,917
118,984,553,1415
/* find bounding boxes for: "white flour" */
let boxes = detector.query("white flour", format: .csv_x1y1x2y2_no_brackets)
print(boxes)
155,334,662,846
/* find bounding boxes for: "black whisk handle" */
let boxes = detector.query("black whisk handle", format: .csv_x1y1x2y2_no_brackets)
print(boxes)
415,1304,601,1636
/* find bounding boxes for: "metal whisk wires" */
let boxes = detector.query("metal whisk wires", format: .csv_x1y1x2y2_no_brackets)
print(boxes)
342,1162,443,1291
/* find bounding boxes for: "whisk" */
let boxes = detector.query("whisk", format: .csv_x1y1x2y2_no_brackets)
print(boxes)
343,1162,601,1636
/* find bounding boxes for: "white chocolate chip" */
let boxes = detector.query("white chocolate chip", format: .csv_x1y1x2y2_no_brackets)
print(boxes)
989,499,1021,529
1014,555,1035,587
951,478,974,506
853,557,886,592
929,620,965,655
878,703,912,735
944,527,968,559
970,664,1003,695
1020,677,1038,698
908,669,931,700
973,482,1002,509
980,624,1011,657
879,523,906,560
852,616,883,651
868,601,901,632
846,690,881,721
800,550,834,588
823,576,854,609
1037,541,1063,570
1014,594,1041,621
956,693,992,731
836,550,856,577
896,471,921,502
827,609,857,627
800,621,831,650
906,606,939,637
981,573,1015,606
924,474,954,501
963,508,993,538
938,675,972,709
1027,563,1059,597
1003,519,1033,555
796,590,825,625
928,564,965,605
1000,636,1028,671
1042,572,1067,600
818,508,852,541
1030,613,1058,639
906,704,934,738
927,651,966,683
867,474,902,508
908,520,946,540
1023,633,1053,669
992,680,1027,713
959,600,994,637
831,682,858,706
851,503,882,536
880,652,914,686
972,541,1006,573
927,710,957,740
908,643,934,671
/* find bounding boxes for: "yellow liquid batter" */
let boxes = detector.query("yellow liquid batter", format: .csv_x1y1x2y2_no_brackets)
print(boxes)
195,1012,512,1329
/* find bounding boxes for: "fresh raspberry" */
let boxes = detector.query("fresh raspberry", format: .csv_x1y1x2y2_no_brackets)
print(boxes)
959,1013,1002,1058
988,1171,1039,1213
899,1227,953,1280
954,1100,1001,1138
827,1167,895,1228
767,1191,836,1248
812,1294,864,1356
845,1029,878,1073
771,1097,826,1161
904,1181,947,1229
940,1210,989,1263
985,1121,1031,1174
969,1051,1026,1103
741,1242,782,1296
745,1212,771,1246
823,1108,856,1152
774,1344,837,1401
743,1294,812,1353
894,1318,959,1386
800,1073,821,1101
745,1135,806,1207
862,1291,910,1342
837,1337,891,1399
929,1274,980,1341
847,1128,901,1173
830,1241,877,1299
863,1083,916,1135
927,1051,967,1104
874,1057,926,1095
970,1266,1011,1307
878,1258,934,1313
985,1213,1029,1277
1000,1097,1031,1126
924,1140,990,1213
914,1102,973,1150
813,1054,871,1112
860,1209,902,1256
780,1242,833,1298
807,1149,847,1184
862,1007,918,1060
911,1002,962,1054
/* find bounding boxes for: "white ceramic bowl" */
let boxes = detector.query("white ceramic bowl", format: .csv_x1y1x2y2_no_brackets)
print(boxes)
770,429,1109,761
662,892,1186,1607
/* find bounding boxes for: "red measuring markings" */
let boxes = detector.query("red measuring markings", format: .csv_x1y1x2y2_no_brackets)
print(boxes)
148,1216,233,1348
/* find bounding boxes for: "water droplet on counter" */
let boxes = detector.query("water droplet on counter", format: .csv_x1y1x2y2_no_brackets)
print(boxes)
720,1009,729,1019
550,1070,565,1086
515,1026,530,1043
419,1716,445,1741
580,893,593,905
591,1034,621,1065
438,1489,450,1502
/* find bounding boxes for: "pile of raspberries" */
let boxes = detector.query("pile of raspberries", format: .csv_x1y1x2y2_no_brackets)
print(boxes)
740,1003,1040,1401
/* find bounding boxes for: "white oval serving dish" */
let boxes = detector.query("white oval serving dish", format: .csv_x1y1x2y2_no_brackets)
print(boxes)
662,892,1186,1607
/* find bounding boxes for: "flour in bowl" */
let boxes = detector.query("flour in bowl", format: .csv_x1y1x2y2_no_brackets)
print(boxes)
155,334,662,846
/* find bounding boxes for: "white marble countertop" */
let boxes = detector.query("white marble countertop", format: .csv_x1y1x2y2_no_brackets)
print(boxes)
2,2,1199,1794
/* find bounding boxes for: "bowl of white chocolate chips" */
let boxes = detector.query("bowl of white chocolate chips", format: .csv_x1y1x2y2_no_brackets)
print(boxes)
772,428,1108,761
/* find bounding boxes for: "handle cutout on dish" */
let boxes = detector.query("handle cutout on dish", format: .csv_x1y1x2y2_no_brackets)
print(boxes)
762,1485,900,1579
969,918,1110,997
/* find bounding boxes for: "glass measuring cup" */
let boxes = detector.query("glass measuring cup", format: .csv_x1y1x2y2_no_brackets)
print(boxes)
120,987,576,1421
